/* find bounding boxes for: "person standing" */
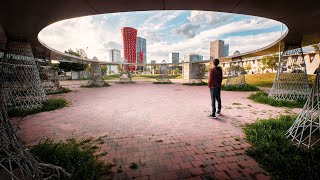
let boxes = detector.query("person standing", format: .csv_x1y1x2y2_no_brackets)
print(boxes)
208,59,223,118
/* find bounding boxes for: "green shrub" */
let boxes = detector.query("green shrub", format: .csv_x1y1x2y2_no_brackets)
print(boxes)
46,88,72,95
31,139,112,180
8,98,68,117
81,82,110,88
244,115,320,179
153,81,173,84
182,82,208,86
221,84,260,91
248,91,305,108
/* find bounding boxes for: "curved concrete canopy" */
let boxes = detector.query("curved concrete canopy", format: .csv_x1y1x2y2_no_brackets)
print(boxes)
0,0,320,63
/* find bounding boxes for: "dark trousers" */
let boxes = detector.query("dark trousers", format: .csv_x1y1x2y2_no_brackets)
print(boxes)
210,88,221,114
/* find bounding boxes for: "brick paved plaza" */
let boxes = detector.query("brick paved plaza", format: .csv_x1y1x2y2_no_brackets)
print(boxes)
18,82,300,179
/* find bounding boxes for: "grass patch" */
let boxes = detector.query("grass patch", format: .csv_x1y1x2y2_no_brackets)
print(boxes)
81,82,110,88
31,139,113,180
102,74,120,80
8,98,68,117
153,81,173,84
182,81,208,86
46,87,72,95
248,91,305,108
222,73,316,88
244,115,320,179
222,84,260,91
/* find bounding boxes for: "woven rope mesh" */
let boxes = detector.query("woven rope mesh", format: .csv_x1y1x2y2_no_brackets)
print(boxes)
269,46,310,100
1,41,46,110
156,60,171,83
119,59,133,83
225,60,247,86
0,43,69,178
37,59,61,93
188,63,205,83
286,68,320,148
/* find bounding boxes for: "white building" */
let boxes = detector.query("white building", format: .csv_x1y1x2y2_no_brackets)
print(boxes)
107,49,121,74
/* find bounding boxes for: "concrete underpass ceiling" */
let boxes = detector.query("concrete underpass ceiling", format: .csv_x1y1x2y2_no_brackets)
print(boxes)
0,0,320,62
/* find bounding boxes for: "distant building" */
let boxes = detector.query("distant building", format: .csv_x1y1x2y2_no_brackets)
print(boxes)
151,60,156,64
210,40,225,59
107,49,121,74
184,53,203,63
108,49,121,62
169,53,179,64
136,37,147,71
121,27,137,71
224,44,229,57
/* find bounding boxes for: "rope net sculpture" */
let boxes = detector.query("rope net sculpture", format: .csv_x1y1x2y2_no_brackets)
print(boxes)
269,45,310,100
0,41,70,179
86,62,109,87
286,66,320,148
119,59,133,83
225,59,247,86
189,63,205,83
1,41,46,110
156,60,171,83
37,59,62,94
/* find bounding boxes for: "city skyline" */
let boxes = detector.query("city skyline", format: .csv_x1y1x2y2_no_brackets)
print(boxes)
39,10,285,63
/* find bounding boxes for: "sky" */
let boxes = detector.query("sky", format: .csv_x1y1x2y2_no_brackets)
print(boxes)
38,10,286,63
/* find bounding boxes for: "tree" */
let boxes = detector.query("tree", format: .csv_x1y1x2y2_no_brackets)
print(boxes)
64,48,86,58
244,63,252,71
101,65,107,75
117,65,121,73
60,49,88,72
261,55,278,72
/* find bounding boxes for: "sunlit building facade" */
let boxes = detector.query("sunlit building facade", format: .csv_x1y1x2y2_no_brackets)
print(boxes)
121,27,137,71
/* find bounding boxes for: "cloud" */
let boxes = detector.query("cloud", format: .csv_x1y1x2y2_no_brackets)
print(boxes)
103,41,122,49
38,10,282,63
187,11,233,25
172,23,200,38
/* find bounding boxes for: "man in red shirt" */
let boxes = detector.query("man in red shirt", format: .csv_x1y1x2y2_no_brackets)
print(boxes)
208,59,223,118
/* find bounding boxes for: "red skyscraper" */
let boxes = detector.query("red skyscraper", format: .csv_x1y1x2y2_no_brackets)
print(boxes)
121,27,137,71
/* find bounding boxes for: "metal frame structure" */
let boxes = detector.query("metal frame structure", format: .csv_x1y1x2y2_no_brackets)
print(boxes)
86,62,109,87
1,40,47,110
156,60,171,83
37,58,62,93
225,57,247,86
269,44,310,100
188,62,206,83
119,59,133,83
287,66,320,148
0,40,70,178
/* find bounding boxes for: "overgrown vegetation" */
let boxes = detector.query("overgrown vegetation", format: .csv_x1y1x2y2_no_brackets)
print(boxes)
31,139,113,180
221,84,260,91
81,82,110,88
182,81,208,86
46,88,72,95
8,98,68,117
248,91,305,108
153,81,173,84
244,115,320,179
242,73,316,88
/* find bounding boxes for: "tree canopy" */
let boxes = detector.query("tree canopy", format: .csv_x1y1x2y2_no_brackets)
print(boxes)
261,55,278,72
59,48,88,71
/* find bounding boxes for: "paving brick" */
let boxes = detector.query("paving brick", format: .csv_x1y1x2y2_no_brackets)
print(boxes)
19,83,289,179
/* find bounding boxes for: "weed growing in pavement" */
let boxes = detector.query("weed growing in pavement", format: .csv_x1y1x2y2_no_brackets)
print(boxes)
248,91,305,108
8,98,68,117
244,115,320,179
